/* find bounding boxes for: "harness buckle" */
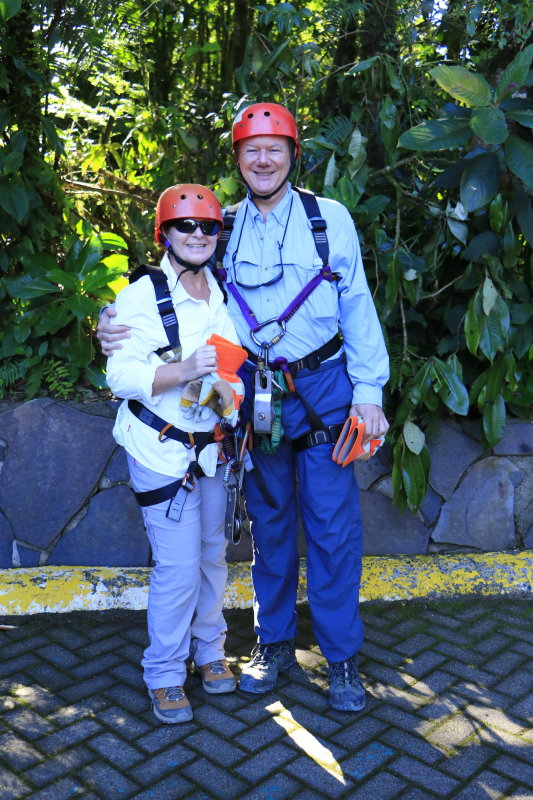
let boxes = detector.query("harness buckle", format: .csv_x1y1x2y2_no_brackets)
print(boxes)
306,352,321,371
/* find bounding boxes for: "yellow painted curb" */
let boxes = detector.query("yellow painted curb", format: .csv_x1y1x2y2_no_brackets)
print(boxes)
0,552,532,616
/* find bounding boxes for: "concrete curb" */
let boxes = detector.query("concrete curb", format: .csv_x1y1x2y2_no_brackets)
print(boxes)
1,551,532,615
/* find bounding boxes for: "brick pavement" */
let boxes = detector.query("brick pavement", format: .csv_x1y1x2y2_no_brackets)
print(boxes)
0,597,532,799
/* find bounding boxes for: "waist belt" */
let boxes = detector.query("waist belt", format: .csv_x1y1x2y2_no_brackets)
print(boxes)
246,334,343,375
291,423,345,453
127,400,216,449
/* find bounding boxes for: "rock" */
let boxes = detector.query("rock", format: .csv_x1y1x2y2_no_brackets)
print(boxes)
49,486,149,566
493,421,533,456
354,445,391,491
0,399,116,550
0,511,14,568
428,421,483,499
104,447,130,483
432,457,523,551
513,456,533,545
16,544,41,567
361,492,430,555
419,486,443,527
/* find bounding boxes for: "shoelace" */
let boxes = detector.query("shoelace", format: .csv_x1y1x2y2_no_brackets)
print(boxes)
206,660,227,675
162,686,185,701
249,642,290,666
329,658,359,684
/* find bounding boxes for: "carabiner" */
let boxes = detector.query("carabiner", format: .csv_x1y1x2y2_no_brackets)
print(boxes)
250,318,286,349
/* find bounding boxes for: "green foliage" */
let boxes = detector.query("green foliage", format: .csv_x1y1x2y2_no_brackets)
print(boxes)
1,0,532,514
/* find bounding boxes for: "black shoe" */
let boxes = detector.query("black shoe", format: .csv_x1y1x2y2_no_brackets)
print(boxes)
328,655,366,711
240,641,296,693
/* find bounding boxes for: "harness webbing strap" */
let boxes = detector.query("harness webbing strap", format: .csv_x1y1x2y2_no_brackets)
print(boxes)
291,423,345,453
128,400,215,450
129,265,180,353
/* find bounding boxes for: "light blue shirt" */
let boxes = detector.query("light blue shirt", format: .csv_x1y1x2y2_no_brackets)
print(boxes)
223,184,389,407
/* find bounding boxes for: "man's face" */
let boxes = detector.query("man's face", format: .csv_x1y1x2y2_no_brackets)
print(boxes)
237,135,292,197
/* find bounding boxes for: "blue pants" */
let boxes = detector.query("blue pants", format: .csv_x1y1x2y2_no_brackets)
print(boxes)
242,356,364,663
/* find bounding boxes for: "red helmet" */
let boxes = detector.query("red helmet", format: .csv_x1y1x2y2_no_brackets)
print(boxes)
232,103,301,158
154,184,223,244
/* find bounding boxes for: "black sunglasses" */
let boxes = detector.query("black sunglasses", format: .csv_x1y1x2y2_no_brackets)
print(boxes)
171,218,221,236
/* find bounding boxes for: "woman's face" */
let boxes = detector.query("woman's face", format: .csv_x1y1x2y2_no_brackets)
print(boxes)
164,218,218,266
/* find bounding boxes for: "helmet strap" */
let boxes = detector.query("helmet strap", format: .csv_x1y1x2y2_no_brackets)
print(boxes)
166,243,209,275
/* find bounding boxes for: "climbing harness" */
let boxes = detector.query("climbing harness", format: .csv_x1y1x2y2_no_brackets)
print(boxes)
222,423,253,544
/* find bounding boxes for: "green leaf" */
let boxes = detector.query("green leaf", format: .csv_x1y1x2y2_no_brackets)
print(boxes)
512,181,533,246
324,153,337,187
482,275,498,315
494,43,533,104
44,268,79,291
0,177,29,223
33,300,70,336
483,394,506,447
505,134,533,187
403,420,425,455
398,119,471,151
347,56,379,75
41,117,66,156
348,128,363,160
5,274,57,300
470,106,508,145
479,296,510,361
430,65,491,108
447,218,468,244
401,445,430,512
462,230,500,261
98,232,128,250
505,109,533,129
460,152,500,212
485,354,510,403
3,150,23,175
64,294,97,320
68,320,93,366
430,358,469,415
0,0,22,21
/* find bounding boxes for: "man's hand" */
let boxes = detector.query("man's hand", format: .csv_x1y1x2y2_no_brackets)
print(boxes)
351,403,389,444
97,306,130,357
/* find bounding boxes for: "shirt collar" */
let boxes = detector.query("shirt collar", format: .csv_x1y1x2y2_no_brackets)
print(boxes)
160,251,222,308
245,182,293,226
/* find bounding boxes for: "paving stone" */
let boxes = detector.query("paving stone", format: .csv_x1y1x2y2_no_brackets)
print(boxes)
59,673,115,703
69,652,121,680
451,769,513,799
185,729,247,766
349,771,407,799
330,716,388,749
27,777,86,799
439,743,496,778
39,718,103,755
127,773,193,799
23,746,94,788
37,644,81,669
464,703,525,735
135,722,198,753
0,652,40,678
234,742,296,781
401,651,448,679
473,634,511,656
1,635,50,659
181,757,249,798
101,683,147,712
78,760,140,798
26,663,73,691
3,706,55,740
496,670,533,698
238,774,301,800
128,744,197,786
426,712,480,750
483,650,527,676
285,754,355,796
7,683,63,715
192,704,247,735
395,633,437,656
233,718,287,751
0,766,31,799
96,706,151,738
389,754,460,796
0,732,44,769
379,728,443,765
372,704,434,736
452,680,514,711
87,731,144,768
480,756,533,789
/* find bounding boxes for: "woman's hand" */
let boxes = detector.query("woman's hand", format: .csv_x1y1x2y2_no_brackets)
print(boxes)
152,345,218,395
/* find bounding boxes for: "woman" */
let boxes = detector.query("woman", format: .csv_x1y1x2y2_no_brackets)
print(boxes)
106,184,246,724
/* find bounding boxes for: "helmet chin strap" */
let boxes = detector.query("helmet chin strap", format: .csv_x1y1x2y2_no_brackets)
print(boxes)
244,159,297,202
166,243,210,275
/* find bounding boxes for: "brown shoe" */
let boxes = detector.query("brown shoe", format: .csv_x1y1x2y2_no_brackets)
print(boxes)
148,686,193,724
197,659,236,694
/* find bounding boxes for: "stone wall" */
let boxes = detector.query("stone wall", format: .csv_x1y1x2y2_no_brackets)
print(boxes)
0,398,531,568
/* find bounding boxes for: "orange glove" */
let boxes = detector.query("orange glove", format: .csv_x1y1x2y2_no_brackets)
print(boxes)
332,416,384,467
206,334,247,412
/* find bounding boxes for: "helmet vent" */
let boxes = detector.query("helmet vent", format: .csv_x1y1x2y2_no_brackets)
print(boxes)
247,112,253,118
180,194,186,199
264,111,271,116
197,194,203,199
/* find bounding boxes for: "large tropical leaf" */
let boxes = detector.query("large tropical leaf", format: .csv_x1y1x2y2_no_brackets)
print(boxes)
430,358,469,415
494,43,533,104
469,106,508,145
505,135,533,188
430,65,491,108
398,119,471,151
483,394,506,446
460,151,500,212
512,182,533,246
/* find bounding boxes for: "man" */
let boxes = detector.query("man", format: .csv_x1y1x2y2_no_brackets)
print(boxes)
98,102,389,711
